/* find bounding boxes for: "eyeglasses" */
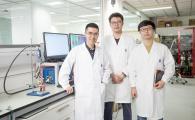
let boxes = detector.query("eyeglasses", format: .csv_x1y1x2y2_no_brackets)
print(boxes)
140,26,153,32
86,32,99,37
110,21,122,25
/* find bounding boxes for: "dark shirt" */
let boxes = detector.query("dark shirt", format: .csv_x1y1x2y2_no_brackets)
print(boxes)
115,38,120,44
85,43,95,59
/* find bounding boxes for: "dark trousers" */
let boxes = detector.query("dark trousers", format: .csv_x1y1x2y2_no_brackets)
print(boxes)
104,102,132,120
137,116,163,120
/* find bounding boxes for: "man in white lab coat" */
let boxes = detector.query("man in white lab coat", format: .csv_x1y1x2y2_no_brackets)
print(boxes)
129,20,175,120
103,12,136,120
59,23,111,120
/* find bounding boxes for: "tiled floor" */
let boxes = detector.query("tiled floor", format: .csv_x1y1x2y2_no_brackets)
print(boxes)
114,78,195,120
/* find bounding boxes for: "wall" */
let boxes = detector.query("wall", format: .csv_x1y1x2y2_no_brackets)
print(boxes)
32,3,54,44
102,0,123,38
11,3,32,44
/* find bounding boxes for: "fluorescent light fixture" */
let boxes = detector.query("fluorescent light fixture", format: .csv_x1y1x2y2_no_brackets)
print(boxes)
47,1,64,6
128,23,138,27
79,14,100,18
122,10,128,14
55,22,69,25
68,0,86,2
142,6,172,11
136,11,140,16
92,7,100,10
49,12,56,15
124,15,137,18
9,7,25,10
70,19,88,23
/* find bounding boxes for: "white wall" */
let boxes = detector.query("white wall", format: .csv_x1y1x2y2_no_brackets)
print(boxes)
102,0,123,38
32,3,57,44
11,3,32,44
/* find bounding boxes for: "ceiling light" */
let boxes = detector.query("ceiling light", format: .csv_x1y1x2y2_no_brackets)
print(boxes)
70,20,88,23
79,14,100,18
128,23,138,27
142,6,172,11
55,22,69,25
68,0,86,2
122,10,128,14
47,1,64,6
9,7,25,10
92,7,100,10
136,11,140,16
49,12,56,15
124,15,137,18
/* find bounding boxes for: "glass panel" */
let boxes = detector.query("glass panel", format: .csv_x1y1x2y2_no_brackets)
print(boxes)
0,0,32,45
160,28,193,77
31,0,100,44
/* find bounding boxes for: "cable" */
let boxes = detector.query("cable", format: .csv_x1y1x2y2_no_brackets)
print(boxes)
3,45,38,95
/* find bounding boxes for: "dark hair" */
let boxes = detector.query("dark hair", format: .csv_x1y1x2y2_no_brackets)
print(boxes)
109,12,124,23
138,20,156,31
85,23,99,32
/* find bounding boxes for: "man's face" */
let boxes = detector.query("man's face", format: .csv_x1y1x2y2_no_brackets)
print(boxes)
110,17,123,33
139,25,154,40
85,27,99,45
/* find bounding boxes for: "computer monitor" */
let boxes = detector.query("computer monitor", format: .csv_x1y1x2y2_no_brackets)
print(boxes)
43,32,69,62
69,33,86,49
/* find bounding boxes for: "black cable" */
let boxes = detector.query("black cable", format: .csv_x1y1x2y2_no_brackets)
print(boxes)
3,45,37,95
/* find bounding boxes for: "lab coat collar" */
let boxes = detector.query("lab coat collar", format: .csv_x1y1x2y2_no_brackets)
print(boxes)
85,42,95,51
81,43,99,63
141,40,157,55
111,32,125,46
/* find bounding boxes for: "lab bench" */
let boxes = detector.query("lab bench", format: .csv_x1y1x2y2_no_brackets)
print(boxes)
0,85,74,120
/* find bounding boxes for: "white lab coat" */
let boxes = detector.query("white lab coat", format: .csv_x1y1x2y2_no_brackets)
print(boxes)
129,41,175,119
103,33,136,103
59,43,111,120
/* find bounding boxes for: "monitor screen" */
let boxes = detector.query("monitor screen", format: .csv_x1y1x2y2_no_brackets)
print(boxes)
43,32,69,62
69,34,86,49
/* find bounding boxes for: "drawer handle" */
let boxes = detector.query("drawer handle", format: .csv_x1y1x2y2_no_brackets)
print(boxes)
64,117,70,120
57,104,70,112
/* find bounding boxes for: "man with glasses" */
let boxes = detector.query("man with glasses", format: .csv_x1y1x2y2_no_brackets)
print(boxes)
59,23,111,120
103,12,136,120
129,20,175,120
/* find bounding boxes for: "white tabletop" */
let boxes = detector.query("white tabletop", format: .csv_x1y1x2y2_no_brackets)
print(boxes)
0,85,67,117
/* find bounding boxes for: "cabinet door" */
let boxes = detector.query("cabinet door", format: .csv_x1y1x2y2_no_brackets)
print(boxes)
58,112,74,120
17,96,74,120
0,115,11,120
45,99,74,119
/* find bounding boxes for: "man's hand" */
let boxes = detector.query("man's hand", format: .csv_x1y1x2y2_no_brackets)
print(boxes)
65,85,73,94
131,87,137,98
111,73,123,84
154,80,165,89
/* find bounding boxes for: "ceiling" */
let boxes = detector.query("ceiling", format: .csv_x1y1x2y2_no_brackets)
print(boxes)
0,0,194,23
0,0,101,23
124,0,195,17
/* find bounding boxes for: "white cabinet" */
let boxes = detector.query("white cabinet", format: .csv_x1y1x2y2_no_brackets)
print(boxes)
17,96,74,120
59,112,74,120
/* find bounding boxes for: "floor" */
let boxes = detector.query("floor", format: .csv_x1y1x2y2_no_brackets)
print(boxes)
114,78,195,120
